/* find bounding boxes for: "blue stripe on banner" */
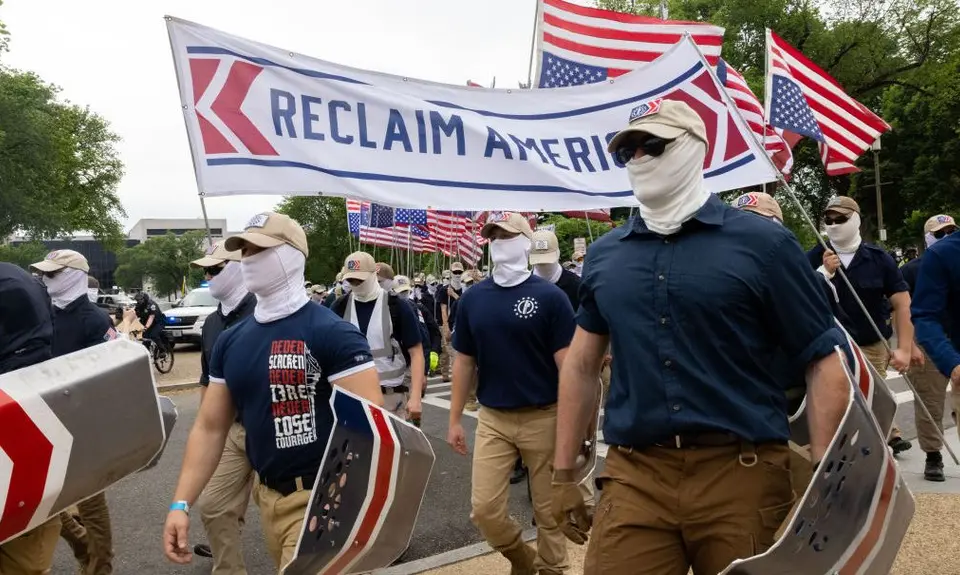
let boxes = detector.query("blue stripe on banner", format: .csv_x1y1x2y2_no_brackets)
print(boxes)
185,46,702,121
703,153,757,177
206,157,635,197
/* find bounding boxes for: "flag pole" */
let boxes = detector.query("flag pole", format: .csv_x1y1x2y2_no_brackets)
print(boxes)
686,33,959,466
584,212,594,242
526,0,543,88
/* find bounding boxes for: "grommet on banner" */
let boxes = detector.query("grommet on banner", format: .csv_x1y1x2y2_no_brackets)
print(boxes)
181,105,187,110
288,52,295,58
507,89,513,94
164,16,172,21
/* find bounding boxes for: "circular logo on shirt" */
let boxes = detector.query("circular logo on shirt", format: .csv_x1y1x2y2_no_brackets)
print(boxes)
514,296,539,319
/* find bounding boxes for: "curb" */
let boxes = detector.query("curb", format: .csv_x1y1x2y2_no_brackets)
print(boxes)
373,528,537,575
157,380,200,392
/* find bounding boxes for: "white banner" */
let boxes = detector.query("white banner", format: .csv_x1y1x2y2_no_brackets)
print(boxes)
166,17,777,211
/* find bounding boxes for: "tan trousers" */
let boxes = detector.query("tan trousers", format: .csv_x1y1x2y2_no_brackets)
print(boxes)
382,386,410,420
198,422,254,575
0,517,60,575
56,493,112,575
860,342,903,439
471,404,569,574
252,479,312,573
910,350,952,452
440,337,453,381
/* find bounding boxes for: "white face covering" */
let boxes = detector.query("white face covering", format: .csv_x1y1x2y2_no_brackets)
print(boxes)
208,261,248,315
442,278,450,286
378,278,393,292
533,262,563,284
43,267,90,309
241,244,310,323
413,286,422,300
627,134,711,236
427,283,437,295
490,235,533,287
397,290,411,301
924,232,941,248
825,213,862,254
341,280,352,294
87,288,98,302
450,275,462,290
351,274,381,303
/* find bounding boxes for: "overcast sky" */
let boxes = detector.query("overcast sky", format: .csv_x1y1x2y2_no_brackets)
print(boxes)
2,0,554,233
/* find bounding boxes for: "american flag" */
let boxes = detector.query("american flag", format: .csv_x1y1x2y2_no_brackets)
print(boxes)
716,59,794,175
395,208,427,225
367,203,396,228
430,211,484,265
765,29,890,175
537,0,724,88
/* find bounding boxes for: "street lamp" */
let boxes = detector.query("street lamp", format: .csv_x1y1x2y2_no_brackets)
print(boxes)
870,139,886,243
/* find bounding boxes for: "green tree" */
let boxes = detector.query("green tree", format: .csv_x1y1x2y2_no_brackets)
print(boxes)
114,232,205,297
540,214,614,261
0,2,8,55
274,196,353,283
0,241,48,271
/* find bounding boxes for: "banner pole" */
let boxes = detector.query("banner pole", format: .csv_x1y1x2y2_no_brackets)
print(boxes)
198,196,214,248
584,212,594,242
686,33,958,466
526,0,543,88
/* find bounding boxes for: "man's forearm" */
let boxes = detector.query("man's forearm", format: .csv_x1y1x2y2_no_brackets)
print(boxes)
448,356,472,426
409,347,426,396
172,421,230,505
555,357,601,471
893,304,915,353
805,352,850,464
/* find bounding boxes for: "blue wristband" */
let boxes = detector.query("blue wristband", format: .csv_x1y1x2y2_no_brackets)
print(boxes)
170,501,190,514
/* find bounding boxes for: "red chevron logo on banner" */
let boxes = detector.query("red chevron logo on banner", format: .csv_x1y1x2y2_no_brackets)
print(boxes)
188,58,279,156
0,390,55,542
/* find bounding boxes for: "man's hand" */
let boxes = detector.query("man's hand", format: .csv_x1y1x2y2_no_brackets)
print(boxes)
822,250,841,274
951,365,960,386
407,396,422,422
910,344,925,367
447,422,468,455
163,510,192,564
890,348,911,372
551,472,591,545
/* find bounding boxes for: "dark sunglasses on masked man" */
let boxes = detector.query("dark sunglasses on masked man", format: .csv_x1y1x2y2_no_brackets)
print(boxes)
204,265,225,277
934,226,957,240
614,135,674,165
823,214,850,226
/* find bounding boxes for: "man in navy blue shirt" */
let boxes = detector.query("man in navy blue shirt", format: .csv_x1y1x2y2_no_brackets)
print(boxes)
163,213,383,573
552,99,850,575
447,212,576,575
30,250,118,575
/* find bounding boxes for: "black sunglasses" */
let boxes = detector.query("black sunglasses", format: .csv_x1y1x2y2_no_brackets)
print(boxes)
452,270,463,275
204,265,224,277
824,214,849,226
614,136,674,165
933,226,957,240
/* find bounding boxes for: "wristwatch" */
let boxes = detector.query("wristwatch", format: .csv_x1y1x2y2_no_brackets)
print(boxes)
169,500,190,514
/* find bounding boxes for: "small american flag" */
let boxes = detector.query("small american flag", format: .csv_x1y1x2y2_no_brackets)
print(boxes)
368,203,395,228
765,29,890,175
537,0,724,88
395,209,428,225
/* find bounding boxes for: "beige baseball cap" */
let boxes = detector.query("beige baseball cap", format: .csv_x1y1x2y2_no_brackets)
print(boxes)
733,192,784,222
607,99,708,154
31,249,90,274
529,230,560,265
572,250,585,262
342,251,377,281
480,212,533,239
376,262,396,280
824,196,860,216
224,212,309,256
393,275,412,293
450,261,465,273
924,214,956,234
462,273,476,285
190,240,242,268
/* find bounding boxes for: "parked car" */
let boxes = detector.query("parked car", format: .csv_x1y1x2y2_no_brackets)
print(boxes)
96,294,136,315
162,287,218,345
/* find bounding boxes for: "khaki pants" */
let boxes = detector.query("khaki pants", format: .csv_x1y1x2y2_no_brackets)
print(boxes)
910,350,951,452
472,404,569,574
60,506,89,566
440,337,453,380
584,442,795,575
0,517,60,575
57,493,112,575
860,342,903,440
383,386,410,420
252,479,313,573
199,422,254,575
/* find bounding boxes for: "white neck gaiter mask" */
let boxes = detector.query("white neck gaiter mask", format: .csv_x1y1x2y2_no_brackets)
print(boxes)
924,232,940,248
241,244,310,323
533,262,563,284
341,280,352,294
627,134,711,235
450,276,462,290
43,267,89,309
209,261,248,316
825,213,862,254
351,275,382,303
491,235,533,287
427,283,437,296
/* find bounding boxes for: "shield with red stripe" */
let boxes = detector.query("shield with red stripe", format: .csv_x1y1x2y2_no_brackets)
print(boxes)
283,388,435,575
1,339,175,544
720,347,915,575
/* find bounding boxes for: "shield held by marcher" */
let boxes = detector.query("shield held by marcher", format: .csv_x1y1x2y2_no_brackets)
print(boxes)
0,339,175,545
283,388,435,575
720,347,915,575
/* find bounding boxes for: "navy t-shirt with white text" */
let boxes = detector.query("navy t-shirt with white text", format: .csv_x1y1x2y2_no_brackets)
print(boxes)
453,276,575,409
209,302,374,481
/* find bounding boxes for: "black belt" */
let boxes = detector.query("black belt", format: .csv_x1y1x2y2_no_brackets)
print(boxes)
651,431,740,449
260,471,318,497
381,385,409,394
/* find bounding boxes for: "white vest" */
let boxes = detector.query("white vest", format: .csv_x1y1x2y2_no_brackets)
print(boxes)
345,291,407,387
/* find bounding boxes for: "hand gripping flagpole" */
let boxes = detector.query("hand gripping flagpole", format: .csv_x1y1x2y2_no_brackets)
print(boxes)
684,33,960,466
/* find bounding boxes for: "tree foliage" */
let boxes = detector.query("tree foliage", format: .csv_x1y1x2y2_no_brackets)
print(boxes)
0,241,48,271
274,196,354,283
114,232,205,297
597,0,960,247
540,215,615,261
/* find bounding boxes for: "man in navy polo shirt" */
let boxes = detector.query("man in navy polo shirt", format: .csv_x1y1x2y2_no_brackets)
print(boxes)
447,212,576,575
551,99,850,575
807,196,918,454
163,213,383,573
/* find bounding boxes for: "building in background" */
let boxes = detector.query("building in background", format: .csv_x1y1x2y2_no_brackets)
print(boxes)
126,218,227,242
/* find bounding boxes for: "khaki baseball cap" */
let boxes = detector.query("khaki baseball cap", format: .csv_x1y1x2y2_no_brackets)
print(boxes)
190,240,242,268
924,214,956,234
733,192,784,222
413,273,425,285
824,196,860,216
376,262,395,280
462,273,476,285
224,212,309,256
607,99,708,154
450,261,465,273
529,230,560,265
342,251,376,281
480,212,533,239
393,275,412,293
572,250,585,262
31,249,90,274
426,274,437,284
